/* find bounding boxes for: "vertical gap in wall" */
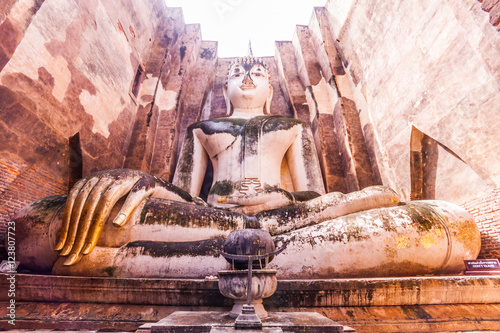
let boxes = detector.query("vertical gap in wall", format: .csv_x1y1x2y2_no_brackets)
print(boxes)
422,135,438,200
410,127,424,200
410,126,438,200
68,132,83,190
362,123,383,186
131,65,144,99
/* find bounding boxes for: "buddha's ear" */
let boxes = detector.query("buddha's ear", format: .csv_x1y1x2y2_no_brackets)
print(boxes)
223,84,231,116
264,84,274,115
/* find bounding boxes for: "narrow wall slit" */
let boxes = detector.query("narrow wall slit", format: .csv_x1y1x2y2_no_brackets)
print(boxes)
130,65,144,103
68,132,83,190
410,126,438,200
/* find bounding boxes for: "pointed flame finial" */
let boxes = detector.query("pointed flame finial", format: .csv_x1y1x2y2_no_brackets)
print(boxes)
247,40,253,57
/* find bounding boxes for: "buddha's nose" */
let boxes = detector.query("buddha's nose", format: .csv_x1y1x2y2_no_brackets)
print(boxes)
242,72,253,85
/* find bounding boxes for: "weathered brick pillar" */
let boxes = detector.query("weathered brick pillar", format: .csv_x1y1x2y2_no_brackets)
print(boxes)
316,114,348,193
149,25,207,182
172,41,218,180
124,10,201,181
333,97,378,192
410,127,438,201
275,41,311,125
290,23,348,193
314,4,380,192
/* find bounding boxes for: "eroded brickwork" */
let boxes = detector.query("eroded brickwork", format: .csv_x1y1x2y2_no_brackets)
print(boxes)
0,160,67,249
461,189,500,259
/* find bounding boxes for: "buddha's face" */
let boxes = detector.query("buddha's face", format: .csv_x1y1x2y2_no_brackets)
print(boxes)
225,61,271,112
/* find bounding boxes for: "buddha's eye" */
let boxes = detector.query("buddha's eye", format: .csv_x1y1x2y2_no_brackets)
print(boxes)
251,66,266,77
231,67,244,78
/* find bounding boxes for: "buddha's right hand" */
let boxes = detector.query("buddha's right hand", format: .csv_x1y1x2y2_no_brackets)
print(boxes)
54,169,192,266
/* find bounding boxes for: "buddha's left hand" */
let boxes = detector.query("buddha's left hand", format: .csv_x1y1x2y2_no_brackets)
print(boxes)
54,169,193,266
220,188,296,215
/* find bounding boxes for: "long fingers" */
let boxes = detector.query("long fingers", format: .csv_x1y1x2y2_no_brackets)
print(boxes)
59,177,100,255
62,178,114,264
79,175,144,255
109,176,193,228
221,193,265,206
55,178,87,250
233,198,290,215
222,190,290,206
112,176,156,227
60,170,191,266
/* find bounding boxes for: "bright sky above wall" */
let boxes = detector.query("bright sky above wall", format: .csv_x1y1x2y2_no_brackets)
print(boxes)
165,0,327,58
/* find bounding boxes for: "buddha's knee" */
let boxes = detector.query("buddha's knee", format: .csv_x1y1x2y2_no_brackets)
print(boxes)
271,200,481,279
12,195,67,273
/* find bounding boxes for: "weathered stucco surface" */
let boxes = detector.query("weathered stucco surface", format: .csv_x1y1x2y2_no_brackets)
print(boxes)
0,0,165,236
326,0,500,200
325,0,500,258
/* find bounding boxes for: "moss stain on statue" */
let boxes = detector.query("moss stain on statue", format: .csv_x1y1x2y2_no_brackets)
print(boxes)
122,238,224,258
209,180,236,196
102,266,116,277
139,198,241,231
25,195,67,222
262,117,302,132
197,118,247,135
406,203,443,233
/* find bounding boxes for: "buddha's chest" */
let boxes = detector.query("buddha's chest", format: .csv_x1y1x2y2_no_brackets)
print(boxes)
193,117,300,161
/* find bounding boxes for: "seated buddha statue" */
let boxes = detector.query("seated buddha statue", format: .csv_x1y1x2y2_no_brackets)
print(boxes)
12,57,481,278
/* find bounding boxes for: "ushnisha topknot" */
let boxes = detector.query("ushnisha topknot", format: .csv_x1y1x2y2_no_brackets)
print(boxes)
225,56,271,86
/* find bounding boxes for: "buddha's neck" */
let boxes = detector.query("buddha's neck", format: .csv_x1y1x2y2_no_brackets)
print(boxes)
230,108,265,119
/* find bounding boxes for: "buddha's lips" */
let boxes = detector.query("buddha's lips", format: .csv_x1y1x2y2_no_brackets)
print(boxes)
240,84,256,90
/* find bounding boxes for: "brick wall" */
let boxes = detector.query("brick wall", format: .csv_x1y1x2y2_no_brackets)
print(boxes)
461,188,500,259
0,0,168,258
0,159,67,258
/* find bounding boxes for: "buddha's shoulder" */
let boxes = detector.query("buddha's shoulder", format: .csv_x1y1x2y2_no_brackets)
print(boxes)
188,116,306,134
262,116,304,131
188,118,245,135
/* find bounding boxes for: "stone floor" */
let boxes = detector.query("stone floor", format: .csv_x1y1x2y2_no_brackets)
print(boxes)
143,311,344,333
3,330,500,333
1,274,499,332
1,303,499,332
